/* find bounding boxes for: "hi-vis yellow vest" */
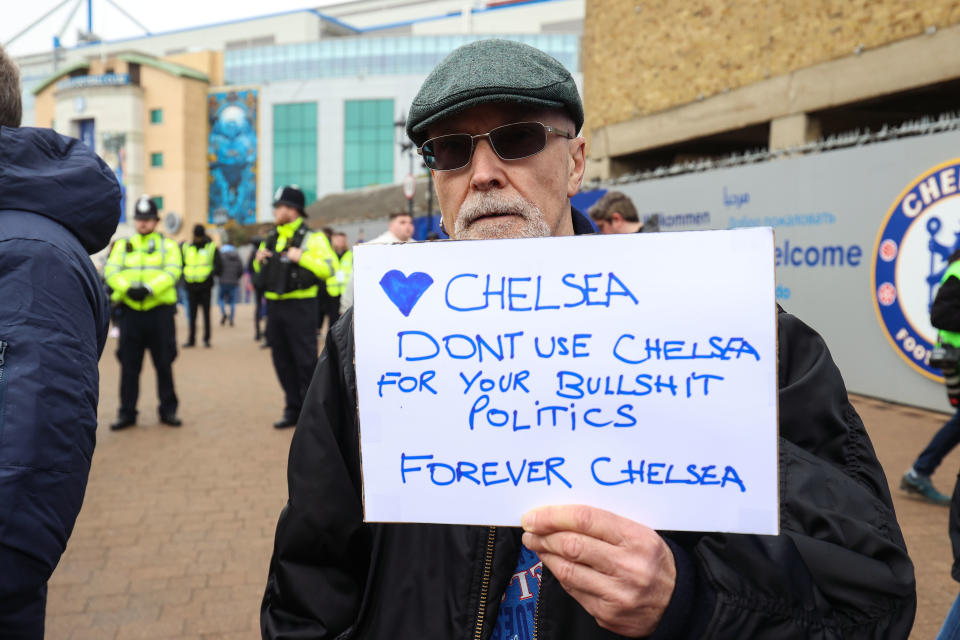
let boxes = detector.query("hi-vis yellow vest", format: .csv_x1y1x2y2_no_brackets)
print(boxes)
939,261,960,348
183,242,216,283
254,217,336,300
105,233,182,310
327,250,352,297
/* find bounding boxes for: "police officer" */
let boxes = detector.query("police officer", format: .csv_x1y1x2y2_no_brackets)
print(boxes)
181,223,221,348
105,196,183,430
323,231,352,328
902,249,960,504
255,186,336,428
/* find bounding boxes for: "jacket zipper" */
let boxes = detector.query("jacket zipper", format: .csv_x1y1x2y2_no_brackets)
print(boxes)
473,526,497,640
533,576,542,640
0,340,8,427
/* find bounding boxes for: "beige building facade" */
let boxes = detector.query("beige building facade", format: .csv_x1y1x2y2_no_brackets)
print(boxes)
583,1,960,180
33,53,215,239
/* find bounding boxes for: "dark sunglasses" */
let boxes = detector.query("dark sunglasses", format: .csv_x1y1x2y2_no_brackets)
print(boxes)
417,121,574,171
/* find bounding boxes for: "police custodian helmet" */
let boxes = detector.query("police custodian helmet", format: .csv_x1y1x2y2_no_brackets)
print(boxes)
273,185,306,215
134,196,159,220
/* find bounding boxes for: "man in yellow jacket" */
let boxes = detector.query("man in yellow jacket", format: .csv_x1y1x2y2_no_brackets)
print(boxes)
181,224,221,348
104,196,183,430
322,231,352,329
255,186,336,428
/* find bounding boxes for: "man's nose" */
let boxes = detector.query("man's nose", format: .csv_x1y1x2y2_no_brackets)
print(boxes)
469,137,506,191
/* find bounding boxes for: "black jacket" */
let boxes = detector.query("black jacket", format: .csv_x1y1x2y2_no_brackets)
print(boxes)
932,272,960,333
262,212,916,639
938,266,960,583
950,476,960,583
219,249,245,286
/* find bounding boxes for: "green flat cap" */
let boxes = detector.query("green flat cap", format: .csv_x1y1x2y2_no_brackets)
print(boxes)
406,38,583,146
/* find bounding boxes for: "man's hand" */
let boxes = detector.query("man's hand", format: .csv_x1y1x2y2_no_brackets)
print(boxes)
521,505,676,638
126,285,151,302
256,248,273,263
285,247,303,263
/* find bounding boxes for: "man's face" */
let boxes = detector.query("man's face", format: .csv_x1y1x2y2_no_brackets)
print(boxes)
273,205,299,225
389,215,414,242
134,218,158,234
595,212,626,235
594,218,613,234
426,103,585,240
332,235,348,253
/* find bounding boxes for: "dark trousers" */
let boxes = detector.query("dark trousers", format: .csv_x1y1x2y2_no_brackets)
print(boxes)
0,467,87,638
254,288,266,340
322,295,341,330
266,298,318,422
317,288,332,329
116,305,178,419
0,547,46,638
186,286,212,344
914,408,960,475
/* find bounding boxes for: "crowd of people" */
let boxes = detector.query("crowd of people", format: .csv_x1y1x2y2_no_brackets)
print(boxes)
102,186,374,432
9,33,960,640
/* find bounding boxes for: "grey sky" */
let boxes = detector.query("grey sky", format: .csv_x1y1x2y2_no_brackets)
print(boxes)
3,0,338,57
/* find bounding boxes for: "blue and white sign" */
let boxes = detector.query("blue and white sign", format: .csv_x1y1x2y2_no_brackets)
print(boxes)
57,73,130,91
873,159,960,381
354,230,779,533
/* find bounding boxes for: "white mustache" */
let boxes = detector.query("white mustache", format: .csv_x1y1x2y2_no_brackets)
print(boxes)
451,191,552,239
456,193,539,228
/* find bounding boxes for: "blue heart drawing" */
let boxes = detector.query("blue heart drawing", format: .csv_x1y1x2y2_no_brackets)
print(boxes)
379,270,434,317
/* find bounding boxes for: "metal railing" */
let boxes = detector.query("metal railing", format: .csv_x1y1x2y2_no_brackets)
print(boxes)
589,111,960,188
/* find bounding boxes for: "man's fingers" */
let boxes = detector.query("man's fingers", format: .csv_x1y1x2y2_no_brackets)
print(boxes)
535,550,612,599
522,531,619,576
559,580,659,638
535,539,678,638
522,505,647,544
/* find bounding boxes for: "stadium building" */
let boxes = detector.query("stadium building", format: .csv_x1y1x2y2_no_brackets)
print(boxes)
16,0,583,239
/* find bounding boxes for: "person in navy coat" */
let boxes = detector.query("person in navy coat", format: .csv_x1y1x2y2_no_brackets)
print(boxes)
0,44,121,637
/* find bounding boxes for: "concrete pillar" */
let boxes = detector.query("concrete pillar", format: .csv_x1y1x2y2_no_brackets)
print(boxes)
584,156,612,183
584,127,613,183
769,113,821,151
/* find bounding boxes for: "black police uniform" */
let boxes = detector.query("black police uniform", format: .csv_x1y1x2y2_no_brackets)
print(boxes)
104,197,183,428
182,224,222,348
256,187,336,428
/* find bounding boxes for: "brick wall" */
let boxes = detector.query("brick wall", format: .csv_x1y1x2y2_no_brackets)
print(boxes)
583,0,960,137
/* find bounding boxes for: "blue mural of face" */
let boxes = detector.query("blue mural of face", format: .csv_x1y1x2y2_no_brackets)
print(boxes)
208,93,258,225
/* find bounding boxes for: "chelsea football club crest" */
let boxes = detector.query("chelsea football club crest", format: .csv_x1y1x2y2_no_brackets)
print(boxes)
873,159,960,382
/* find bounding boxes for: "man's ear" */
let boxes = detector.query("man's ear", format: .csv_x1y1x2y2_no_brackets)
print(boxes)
611,212,624,224
566,137,586,198
431,170,451,234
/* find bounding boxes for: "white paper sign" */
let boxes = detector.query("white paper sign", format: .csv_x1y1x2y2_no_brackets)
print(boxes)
354,228,779,534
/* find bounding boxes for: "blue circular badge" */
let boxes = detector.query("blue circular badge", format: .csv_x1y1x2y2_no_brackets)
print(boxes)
873,159,960,381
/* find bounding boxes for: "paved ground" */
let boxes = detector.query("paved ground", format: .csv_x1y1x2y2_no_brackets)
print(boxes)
43,308,960,638
856,394,960,639
46,308,288,639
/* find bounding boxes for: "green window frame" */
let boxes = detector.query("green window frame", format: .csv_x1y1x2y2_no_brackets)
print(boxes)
150,152,163,168
273,102,318,204
152,196,163,211
343,99,394,190
150,108,163,124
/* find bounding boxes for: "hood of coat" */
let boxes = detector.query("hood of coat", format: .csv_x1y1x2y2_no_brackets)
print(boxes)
0,126,122,254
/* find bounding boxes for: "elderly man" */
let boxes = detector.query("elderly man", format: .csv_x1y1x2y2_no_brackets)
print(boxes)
262,40,915,639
